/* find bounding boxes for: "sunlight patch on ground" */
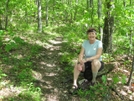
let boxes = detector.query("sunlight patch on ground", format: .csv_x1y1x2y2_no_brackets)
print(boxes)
45,72,57,77
32,70,43,80
45,94,58,101
44,43,53,49
40,61,56,68
119,90,128,96
14,54,23,59
49,46,61,51
0,86,24,98
48,40,62,45
35,40,45,46
0,80,10,87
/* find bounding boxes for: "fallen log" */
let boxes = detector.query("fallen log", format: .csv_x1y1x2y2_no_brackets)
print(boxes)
97,63,115,77
83,63,115,81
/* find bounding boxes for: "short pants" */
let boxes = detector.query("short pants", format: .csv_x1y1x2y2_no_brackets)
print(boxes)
83,61,104,81
84,61,104,72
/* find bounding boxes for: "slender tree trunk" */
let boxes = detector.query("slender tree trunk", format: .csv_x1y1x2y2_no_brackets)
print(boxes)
74,0,78,21
123,0,126,6
5,0,10,30
46,0,49,26
90,0,94,26
127,56,134,86
0,16,3,30
129,29,132,54
127,0,134,86
103,0,114,53
129,0,133,54
25,1,28,24
37,0,42,32
90,0,93,7
87,0,89,10
52,0,55,24
130,0,132,5
70,0,73,23
98,0,103,41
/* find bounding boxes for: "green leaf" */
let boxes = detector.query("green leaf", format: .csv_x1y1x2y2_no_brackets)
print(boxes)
121,75,127,84
112,76,120,84
101,75,107,84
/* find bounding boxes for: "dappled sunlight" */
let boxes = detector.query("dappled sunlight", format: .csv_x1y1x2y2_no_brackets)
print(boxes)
35,40,46,46
45,94,59,101
32,70,43,80
0,86,24,98
48,39,62,45
106,64,134,101
45,72,57,77
44,43,54,49
119,90,128,96
0,80,10,89
40,61,56,68
14,54,23,59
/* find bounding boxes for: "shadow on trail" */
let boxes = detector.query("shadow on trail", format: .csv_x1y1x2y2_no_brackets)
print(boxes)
0,33,79,101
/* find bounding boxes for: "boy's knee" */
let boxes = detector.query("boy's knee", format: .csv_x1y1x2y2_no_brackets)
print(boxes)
91,59,101,71
92,59,100,66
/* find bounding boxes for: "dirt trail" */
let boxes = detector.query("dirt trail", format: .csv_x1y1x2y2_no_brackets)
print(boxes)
34,36,79,101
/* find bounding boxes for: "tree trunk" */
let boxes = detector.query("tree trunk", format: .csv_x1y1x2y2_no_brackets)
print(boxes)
0,16,3,30
130,0,132,5
129,0,133,54
74,0,78,21
87,0,89,10
52,0,55,24
103,0,114,53
123,0,126,6
90,0,94,26
90,0,93,7
37,0,42,32
25,2,28,24
46,0,49,26
129,29,132,54
98,0,103,41
127,56,134,86
5,0,10,30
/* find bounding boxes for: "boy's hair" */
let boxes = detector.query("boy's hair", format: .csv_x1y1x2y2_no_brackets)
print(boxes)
86,28,96,34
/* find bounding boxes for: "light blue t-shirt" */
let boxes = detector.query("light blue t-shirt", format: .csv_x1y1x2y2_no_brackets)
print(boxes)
82,40,103,61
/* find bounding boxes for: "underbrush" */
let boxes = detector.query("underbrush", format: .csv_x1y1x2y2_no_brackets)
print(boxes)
0,30,43,101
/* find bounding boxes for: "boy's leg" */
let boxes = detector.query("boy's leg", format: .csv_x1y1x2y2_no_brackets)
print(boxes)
73,63,85,88
91,59,101,83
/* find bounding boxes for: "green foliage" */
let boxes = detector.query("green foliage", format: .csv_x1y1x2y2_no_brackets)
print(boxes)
4,36,25,52
17,68,34,83
102,53,114,63
112,75,120,84
0,30,4,36
0,69,7,80
112,74,127,85
60,52,73,63
31,45,42,54
77,76,109,100
101,75,107,84
77,74,127,100
4,83,42,101
5,42,18,52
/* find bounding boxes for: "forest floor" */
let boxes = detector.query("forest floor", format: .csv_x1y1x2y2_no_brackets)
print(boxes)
0,29,134,101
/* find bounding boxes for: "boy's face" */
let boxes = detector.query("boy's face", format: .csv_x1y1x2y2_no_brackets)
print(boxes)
87,32,96,41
